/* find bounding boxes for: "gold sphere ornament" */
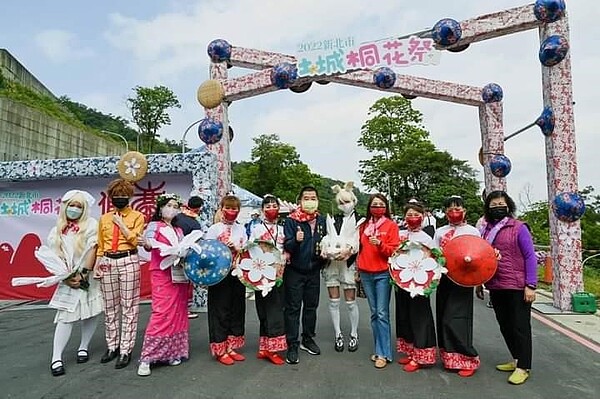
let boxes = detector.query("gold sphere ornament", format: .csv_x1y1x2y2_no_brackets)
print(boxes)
197,79,225,109
117,151,148,182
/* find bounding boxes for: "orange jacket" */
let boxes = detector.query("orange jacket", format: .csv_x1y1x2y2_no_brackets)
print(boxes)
356,218,400,273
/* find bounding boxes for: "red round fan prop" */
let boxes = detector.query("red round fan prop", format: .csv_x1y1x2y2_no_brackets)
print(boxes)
443,235,498,287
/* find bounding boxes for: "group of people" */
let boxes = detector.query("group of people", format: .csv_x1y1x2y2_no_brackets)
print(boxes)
39,177,537,386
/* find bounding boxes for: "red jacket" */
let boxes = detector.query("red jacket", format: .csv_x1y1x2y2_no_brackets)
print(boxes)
357,218,400,273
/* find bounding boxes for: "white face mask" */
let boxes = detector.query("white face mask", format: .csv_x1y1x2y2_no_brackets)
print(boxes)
161,207,179,220
338,203,354,215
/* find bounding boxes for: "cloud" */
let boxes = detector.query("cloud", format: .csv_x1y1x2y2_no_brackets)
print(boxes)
34,29,94,63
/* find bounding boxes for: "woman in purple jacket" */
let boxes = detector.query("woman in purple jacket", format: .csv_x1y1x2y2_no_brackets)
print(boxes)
477,190,537,386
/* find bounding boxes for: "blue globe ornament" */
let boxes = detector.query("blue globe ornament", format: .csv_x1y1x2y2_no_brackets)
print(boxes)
534,0,566,23
539,35,569,67
207,39,232,63
270,62,298,89
432,18,462,46
481,83,503,103
373,67,396,89
552,192,586,222
535,106,555,136
197,118,223,145
489,154,512,178
182,239,232,286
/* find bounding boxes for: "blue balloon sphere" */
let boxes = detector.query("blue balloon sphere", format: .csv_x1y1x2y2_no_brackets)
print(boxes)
198,118,223,145
207,39,232,63
553,192,586,222
535,106,555,136
482,83,504,103
432,18,462,46
271,62,298,89
373,67,396,89
489,154,512,178
183,239,232,286
534,0,566,23
539,35,569,67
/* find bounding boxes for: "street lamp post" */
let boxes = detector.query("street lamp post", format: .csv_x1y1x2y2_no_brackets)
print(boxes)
180,119,205,153
101,130,129,152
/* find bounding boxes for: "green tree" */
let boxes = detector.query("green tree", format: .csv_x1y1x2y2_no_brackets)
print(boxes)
127,85,181,153
358,96,481,221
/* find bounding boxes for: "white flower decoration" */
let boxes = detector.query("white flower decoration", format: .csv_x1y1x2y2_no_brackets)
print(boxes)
405,282,425,298
124,157,141,177
392,244,438,285
238,245,277,283
256,278,277,297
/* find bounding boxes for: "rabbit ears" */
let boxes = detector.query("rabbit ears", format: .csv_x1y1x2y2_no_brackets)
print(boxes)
332,181,357,205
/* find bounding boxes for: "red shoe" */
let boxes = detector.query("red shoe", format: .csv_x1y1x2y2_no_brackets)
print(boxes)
257,350,268,359
216,353,234,365
458,369,476,377
397,356,411,365
403,361,420,372
228,350,246,361
265,352,285,365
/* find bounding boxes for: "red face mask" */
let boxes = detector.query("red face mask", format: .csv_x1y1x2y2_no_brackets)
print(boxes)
370,206,386,218
264,209,279,221
446,210,465,225
405,216,423,230
223,209,239,222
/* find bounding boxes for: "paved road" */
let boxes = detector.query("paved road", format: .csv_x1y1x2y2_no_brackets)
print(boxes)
1,290,598,399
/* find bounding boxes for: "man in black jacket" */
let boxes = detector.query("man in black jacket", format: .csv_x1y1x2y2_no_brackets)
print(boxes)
283,186,327,364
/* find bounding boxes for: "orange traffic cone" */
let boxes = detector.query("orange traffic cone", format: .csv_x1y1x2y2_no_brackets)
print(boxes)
543,256,553,284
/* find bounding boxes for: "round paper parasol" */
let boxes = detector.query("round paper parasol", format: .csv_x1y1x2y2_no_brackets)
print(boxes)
442,235,498,287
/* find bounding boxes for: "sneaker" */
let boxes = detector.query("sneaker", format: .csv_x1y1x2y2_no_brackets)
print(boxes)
137,362,151,376
286,345,299,364
300,337,321,355
348,335,359,352
496,360,517,372
334,333,344,352
486,301,494,309
508,368,529,385
374,357,387,369
168,359,182,366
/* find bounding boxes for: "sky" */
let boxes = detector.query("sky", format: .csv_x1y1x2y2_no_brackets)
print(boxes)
2,0,599,208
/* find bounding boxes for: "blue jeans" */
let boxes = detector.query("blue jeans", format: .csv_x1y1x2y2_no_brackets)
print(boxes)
360,271,392,360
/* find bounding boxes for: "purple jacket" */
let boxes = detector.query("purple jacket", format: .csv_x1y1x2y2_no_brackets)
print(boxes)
485,218,537,290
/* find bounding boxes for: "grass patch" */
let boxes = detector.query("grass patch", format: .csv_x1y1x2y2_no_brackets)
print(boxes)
537,265,600,301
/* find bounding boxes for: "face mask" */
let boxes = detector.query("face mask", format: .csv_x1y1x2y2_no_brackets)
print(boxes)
302,200,319,213
489,206,509,221
370,206,386,218
338,203,354,215
446,209,465,225
111,197,129,209
161,207,179,220
223,209,239,222
264,209,279,221
405,216,423,230
65,206,83,220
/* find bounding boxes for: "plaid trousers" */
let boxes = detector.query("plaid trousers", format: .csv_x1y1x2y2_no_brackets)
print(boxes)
99,254,141,354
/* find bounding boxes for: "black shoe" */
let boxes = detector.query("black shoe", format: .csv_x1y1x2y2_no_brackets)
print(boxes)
115,353,131,369
50,360,65,377
334,333,344,352
487,301,494,309
285,345,299,364
348,335,359,352
100,348,119,363
300,337,321,355
77,349,89,364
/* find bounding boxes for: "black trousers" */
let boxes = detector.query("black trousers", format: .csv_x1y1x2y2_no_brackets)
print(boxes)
255,285,285,338
208,274,246,344
283,267,320,346
436,275,478,357
489,289,533,369
395,289,436,349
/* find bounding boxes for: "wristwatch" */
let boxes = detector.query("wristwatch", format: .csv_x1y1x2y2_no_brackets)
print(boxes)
526,284,537,290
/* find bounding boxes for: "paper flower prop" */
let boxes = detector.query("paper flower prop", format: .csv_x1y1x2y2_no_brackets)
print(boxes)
319,214,363,259
147,228,204,271
117,151,148,182
389,241,446,297
233,241,283,297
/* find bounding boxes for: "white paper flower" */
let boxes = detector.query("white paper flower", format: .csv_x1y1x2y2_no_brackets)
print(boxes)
256,278,277,297
406,282,425,298
124,157,141,177
239,246,277,283
392,246,438,285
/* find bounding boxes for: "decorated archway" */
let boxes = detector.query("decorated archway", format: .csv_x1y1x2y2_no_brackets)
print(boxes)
194,1,583,311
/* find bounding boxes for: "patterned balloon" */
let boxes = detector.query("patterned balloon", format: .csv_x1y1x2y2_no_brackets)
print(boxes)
182,239,232,286
534,0,566,23
197,118,223,145
539,35,569,67
207,39,232,63
535,106,555,136
270,62,298,89
489,154,512,178
481,83,503,103
432,18,462,46
373,67,396,89
552,192,586,222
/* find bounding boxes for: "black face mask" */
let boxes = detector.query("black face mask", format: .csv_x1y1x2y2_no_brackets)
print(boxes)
111,197,129,209
489,206,509,221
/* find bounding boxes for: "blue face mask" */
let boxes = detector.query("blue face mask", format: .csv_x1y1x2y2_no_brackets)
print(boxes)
66,206,83,220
